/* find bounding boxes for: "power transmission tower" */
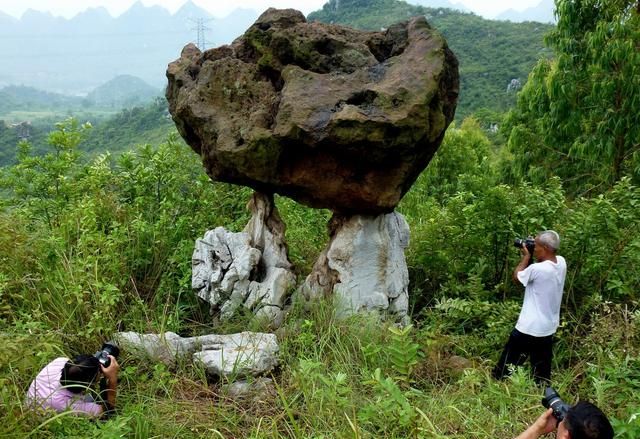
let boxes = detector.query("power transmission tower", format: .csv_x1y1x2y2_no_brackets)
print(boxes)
189,18,213,50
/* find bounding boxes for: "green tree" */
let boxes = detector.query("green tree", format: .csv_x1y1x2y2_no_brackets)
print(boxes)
0,118,91,227
419,118,496,201
503,0,640,195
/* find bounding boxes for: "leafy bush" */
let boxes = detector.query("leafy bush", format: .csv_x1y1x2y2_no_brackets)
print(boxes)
0,119,251,344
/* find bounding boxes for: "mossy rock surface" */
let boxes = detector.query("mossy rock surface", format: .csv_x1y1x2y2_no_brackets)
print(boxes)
166,8,459,214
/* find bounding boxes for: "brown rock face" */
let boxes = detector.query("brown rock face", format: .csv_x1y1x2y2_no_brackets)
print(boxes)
166,8,458,214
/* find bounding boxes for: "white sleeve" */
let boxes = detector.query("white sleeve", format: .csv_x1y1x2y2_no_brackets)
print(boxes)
516,264,537,287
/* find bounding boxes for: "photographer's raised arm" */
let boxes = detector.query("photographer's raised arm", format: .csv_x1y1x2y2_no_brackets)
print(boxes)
513,245,531,283
100,355,119,414
515,409,556,439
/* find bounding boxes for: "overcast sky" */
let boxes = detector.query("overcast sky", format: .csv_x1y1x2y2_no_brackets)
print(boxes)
0,0,547,20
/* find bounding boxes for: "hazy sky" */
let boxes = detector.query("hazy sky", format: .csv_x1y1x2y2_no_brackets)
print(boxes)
0,0,547,20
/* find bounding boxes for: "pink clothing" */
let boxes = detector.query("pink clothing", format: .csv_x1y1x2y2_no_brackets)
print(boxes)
25,357,103,417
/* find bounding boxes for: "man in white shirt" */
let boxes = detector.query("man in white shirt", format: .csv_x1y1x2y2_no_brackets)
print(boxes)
493,230,567,383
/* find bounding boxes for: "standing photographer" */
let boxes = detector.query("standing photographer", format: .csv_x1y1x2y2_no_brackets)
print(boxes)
493,230,567,383
516,403,613,439
26,352,119,418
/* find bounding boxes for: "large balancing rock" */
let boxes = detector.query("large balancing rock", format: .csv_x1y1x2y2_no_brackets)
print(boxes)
166,9,458,214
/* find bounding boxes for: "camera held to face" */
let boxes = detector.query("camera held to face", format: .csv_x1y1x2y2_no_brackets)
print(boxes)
94,341,120,368
514,237,535,254
541,386,571,422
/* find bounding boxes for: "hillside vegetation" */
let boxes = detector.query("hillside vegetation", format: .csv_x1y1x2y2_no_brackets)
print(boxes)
0,97,172,167
1,1,639,438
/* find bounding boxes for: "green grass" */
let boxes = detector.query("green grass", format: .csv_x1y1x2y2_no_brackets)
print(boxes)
2,299,638,438
1,118,639,438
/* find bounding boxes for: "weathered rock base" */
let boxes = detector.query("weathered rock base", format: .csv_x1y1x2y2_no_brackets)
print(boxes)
115,331,279,379
192,192,296,327
298,211,410,323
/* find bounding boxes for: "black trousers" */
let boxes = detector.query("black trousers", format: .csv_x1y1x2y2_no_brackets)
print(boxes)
492,328,553,383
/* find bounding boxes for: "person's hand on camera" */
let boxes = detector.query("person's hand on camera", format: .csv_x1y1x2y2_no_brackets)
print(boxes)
100,355,119,381
98,355,119,414
515,409,557,439
532,408,557,435
520,242,531,258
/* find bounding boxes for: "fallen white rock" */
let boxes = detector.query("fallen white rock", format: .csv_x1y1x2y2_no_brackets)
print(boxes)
115,331,279,378
192,332,279,377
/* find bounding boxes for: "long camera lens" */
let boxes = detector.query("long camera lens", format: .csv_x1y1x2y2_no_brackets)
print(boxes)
542,387,570,422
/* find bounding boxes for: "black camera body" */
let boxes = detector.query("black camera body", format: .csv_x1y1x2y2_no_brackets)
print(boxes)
514,237,535,255
94,341,120,368
542,386,571,422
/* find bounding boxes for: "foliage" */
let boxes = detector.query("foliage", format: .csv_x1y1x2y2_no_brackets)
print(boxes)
387,325,422,384
1,118,89,226
1,119,639,436
561,178,640,307
358,368,423,435
0,121,250,344
274,196,330,276
0,98,172,167
503,0,640,195
79,98,174,156
417,118,497,201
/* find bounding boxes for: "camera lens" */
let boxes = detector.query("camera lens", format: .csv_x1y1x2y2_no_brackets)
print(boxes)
542,387,570,422
101,342,120,359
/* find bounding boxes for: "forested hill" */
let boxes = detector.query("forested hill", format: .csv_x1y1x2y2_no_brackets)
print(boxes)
309,0,554,119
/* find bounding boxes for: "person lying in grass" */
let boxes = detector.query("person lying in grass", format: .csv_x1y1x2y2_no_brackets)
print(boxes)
25,354,119,418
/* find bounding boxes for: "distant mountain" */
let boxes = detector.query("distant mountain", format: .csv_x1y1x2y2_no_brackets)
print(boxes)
0,85,83,114
0,77,159,116
0,1,259,94
496,0,556,24
86,75,161,108
408,0,469,12
68,7,113,32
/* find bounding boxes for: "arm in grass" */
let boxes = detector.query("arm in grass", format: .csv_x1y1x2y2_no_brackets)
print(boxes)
99,355,119,415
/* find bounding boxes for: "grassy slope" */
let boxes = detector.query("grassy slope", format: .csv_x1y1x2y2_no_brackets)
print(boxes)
1,126,638,437
1,3,638,438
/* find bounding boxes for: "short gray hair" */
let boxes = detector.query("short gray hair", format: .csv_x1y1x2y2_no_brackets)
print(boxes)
537,230,560,251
